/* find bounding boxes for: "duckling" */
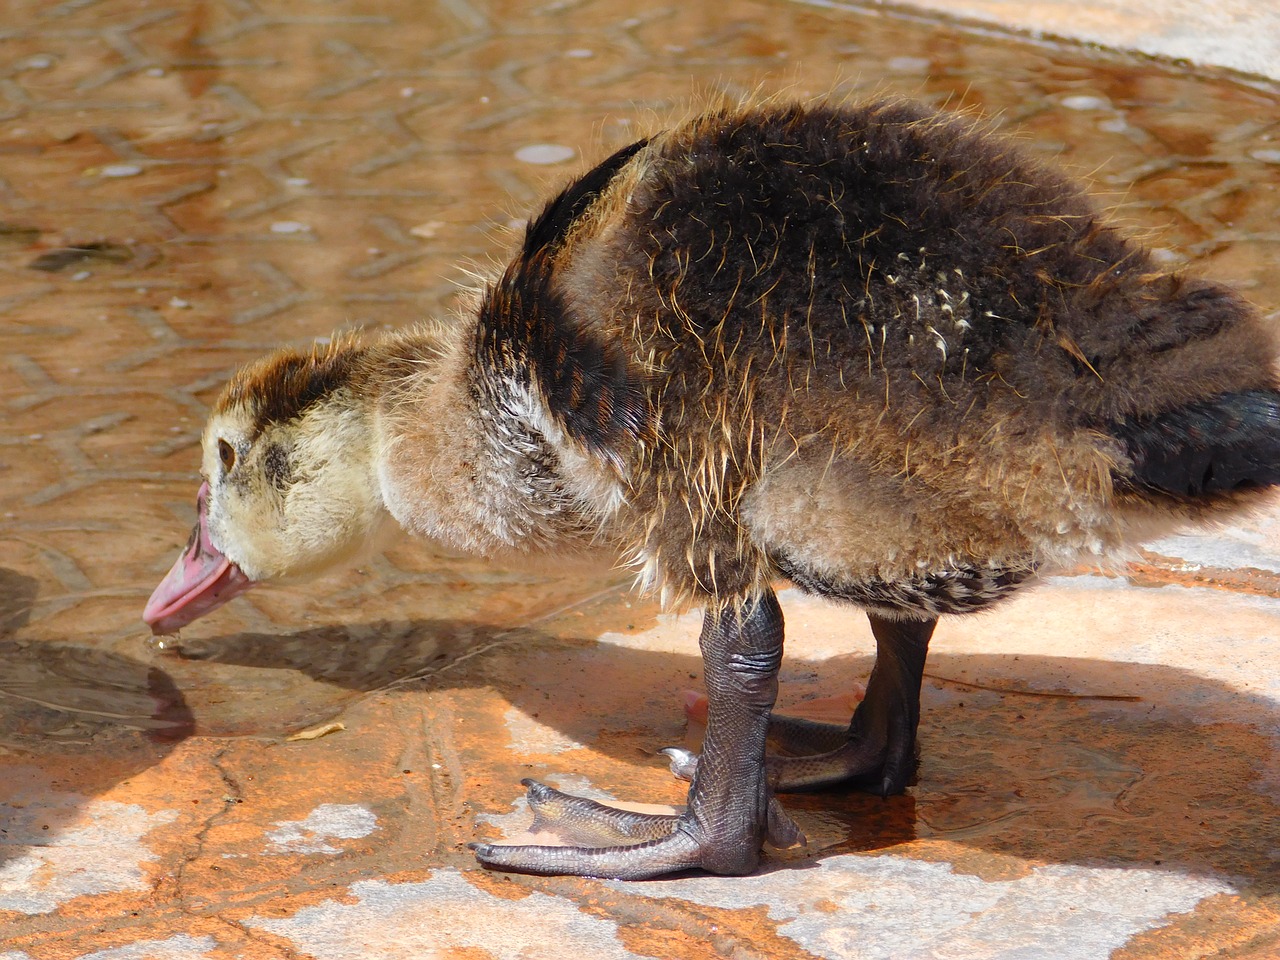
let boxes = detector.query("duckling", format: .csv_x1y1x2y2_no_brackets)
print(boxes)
144,99,1280,880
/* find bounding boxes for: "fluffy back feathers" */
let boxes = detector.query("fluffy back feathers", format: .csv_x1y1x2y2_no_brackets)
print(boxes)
476,139,652,464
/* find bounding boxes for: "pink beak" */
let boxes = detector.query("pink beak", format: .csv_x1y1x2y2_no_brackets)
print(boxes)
143,482,256,634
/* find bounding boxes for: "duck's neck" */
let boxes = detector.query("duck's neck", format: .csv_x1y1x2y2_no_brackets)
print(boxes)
368,326,606,559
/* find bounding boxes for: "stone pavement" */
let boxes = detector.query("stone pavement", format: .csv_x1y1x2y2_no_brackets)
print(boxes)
1,1,1279,958
873,0,1280,82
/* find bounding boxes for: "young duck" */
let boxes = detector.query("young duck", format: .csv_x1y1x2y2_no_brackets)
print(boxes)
144,99,1280,880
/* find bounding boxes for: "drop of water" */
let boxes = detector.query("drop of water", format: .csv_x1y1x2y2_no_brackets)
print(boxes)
147,632,180,654
1061,94,1111,111
515,144,576,165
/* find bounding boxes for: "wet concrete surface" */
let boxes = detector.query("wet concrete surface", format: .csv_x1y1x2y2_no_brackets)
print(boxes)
1,1,1279,957
881,0,1280,82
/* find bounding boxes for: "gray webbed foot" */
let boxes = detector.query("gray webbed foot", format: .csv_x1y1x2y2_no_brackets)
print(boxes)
473,590,802,879
471,776,804,879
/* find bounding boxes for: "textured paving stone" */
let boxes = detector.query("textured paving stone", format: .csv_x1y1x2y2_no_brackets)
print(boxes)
879,0,1280,82
1,1,1279,958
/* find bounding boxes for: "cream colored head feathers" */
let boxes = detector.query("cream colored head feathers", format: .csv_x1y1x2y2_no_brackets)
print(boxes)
202,339,389,583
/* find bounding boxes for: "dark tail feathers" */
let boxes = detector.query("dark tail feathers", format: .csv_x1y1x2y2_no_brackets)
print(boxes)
1114,390,1280,499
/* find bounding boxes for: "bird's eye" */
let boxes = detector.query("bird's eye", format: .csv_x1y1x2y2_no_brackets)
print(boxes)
218,438,236,473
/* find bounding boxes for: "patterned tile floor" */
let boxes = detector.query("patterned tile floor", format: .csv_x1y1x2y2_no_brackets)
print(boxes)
1,2,1278,957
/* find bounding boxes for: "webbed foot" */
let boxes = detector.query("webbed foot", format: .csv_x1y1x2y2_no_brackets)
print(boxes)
471,776,803,879
474,590,798,879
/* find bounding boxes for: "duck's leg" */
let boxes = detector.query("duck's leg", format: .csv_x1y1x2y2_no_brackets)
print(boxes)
666,613,936,796
472,588,799,878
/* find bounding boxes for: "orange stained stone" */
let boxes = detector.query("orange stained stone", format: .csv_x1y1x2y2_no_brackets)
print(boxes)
1,1,1279,957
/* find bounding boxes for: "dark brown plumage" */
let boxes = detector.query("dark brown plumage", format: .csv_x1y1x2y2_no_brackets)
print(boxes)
467,99,1279,876
146,98,1280,881
489,99,1278,609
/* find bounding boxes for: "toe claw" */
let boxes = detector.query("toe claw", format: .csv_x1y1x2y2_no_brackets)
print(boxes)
660,746,699,781
766,796,806,849
522,778,555,804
